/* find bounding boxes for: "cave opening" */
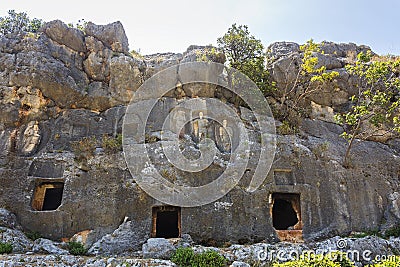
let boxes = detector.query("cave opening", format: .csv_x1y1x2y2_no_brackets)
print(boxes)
272,199,298,230
271,193,301,230
152,206,181,238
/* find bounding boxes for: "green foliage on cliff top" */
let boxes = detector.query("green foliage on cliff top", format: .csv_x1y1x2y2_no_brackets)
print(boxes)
218,23,274,95
0,10,43,35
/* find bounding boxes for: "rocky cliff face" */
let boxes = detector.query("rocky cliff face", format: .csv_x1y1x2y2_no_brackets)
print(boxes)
0,19,399,255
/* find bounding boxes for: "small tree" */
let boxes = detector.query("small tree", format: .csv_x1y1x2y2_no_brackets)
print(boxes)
217,24,272,95
334,51,400,166
274,39,339,131
0,10,43,35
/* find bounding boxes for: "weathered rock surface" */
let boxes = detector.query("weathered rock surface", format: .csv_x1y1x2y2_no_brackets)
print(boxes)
32,238,69,255
0,209,22,230
0,227,33,253
88,221,148,256
266,41,371,114
85,21,129,53
382,192,400,232
142,238,176,259
40,20,86,52
0,18,399,262
0,254,177,266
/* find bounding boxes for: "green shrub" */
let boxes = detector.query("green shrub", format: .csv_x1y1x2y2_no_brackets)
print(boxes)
101,134,122,154
0,10,43,35
171,247,226,267
277,120,297,135
171,247,195,267
191,250,226,267
25,231,41,241
0,242,13,254
67,241,87,256
385,225,400,238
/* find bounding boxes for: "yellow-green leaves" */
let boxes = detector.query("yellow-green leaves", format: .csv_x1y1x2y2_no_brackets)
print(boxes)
334,52,400,166
300,39,339,83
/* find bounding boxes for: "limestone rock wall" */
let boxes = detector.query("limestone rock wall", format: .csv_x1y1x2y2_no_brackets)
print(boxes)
0,20,399,250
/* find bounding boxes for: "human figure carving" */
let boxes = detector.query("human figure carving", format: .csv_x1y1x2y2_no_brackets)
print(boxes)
196,112,208,141
21,121,41,154
219,119,232,152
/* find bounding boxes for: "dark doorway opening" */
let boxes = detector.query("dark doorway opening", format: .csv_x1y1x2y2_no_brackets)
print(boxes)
152,206,181,238
271,193,301,230
42,187,64,211
32,181,64,211
272,199,298,230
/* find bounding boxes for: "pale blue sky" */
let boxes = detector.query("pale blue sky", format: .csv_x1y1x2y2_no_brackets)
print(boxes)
0,0,398,55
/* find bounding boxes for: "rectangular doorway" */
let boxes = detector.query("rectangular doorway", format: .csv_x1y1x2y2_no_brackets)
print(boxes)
271,193,303,242
151,206,181,238
32,181,64,211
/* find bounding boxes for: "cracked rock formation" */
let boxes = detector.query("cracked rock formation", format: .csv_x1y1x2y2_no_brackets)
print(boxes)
0,19,399,256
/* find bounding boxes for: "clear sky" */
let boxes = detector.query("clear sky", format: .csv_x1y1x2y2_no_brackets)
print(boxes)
0,0,398,55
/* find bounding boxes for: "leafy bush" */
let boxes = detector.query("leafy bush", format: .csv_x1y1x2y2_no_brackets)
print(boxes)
384,225,400,238
67,241,87,256
171,247,195,267
277,120,297,135
0,242,13,254
171,247,226,267
25,231,41,241
101,134,122,154
191,250,226,267
0,10,43,35
218,24,274,95
71,136,97,162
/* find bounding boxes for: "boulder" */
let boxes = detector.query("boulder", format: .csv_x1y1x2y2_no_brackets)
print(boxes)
142,238,176,259
320,41,372,59
85,21,129,53
41,20,86,52
109,55,145,103
179,45,225,98
88,221,144,255
267,41,300,60
83,48,112,81
32,238,69,255
0,209,22,230
144,52,182,78
9,51,89,109
269,53,301,91
176,233,194,248
0,226,33,253
312,52,344,70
